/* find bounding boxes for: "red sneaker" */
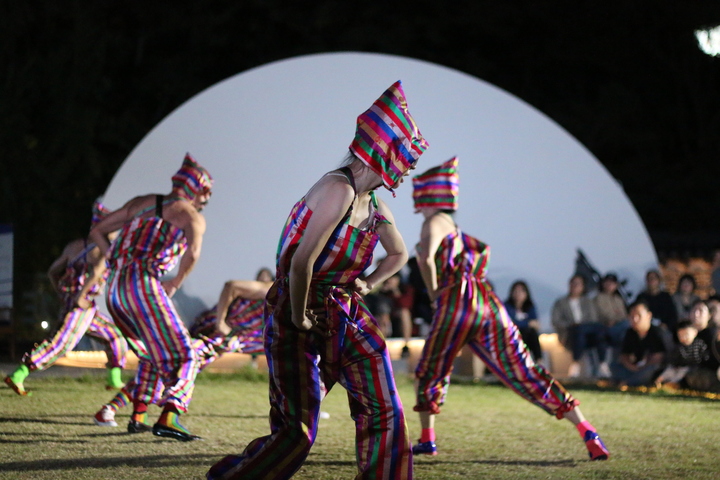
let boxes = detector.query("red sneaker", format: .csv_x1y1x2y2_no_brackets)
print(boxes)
584,431,610,460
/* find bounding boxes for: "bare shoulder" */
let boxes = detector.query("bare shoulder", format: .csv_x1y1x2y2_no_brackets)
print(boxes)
63,238,86,258
164,198,205,231
304,172,355,212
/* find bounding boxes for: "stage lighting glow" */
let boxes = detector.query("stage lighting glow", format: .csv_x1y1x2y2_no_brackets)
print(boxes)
695,26,720,57
41,321,48,329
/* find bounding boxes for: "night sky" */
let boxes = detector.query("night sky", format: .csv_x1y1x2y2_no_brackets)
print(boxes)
2,1,720,304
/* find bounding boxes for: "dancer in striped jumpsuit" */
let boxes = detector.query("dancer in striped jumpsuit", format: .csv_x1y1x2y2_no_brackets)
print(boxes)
94,268,273,428
410,157,610,461
207,80,429,480
89,153,211,441
4,200,129,396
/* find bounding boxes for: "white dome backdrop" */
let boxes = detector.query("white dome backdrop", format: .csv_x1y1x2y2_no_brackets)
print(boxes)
102,52,657,331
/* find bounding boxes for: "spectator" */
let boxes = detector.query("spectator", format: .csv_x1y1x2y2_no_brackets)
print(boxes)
683,300,720,393
407,256,433,335
635,269,678,333
672,273,700,322
706,294,720,329
594,273,629,351
610,300,668,387
654,320,708,389
711,250,720,296
504,280,542,362
378,273,415,358
551,275,607,378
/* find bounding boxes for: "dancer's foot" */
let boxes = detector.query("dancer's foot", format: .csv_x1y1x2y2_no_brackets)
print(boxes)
93,406,118,427
412,440,438,456
127,419,153,433
4,376,30,396
584,431,610,460
106,367,124,390
153,409,201,441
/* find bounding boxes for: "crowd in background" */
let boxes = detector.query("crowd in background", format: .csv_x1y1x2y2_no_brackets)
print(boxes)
365,257,720,394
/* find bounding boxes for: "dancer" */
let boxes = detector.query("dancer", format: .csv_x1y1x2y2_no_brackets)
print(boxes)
207,80,428,480
410,157,609,461
94,268,274,429
4,200,129,396
89,153,211,441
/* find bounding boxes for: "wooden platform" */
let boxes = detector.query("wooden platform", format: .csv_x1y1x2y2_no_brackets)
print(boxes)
55,334,576,378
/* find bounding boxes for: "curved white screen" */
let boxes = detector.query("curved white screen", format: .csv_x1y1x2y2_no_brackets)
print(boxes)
103,52,657,330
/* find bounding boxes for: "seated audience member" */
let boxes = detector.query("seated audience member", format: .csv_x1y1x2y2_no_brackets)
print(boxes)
706,294,720,329
505,280,542,362
594,273,629,351
683,300,720,392
610,300,669,387
379,273,415,358
407,256,433,335
654,320,709,389
552,274,608,378
672,273,700,322
711,250,720,297
636,269,678,333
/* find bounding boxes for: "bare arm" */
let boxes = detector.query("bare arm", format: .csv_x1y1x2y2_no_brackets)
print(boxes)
74,245,107,309
289,178,355,331
416,213,454,302
215,279,273,335
355,198,408,295
89,196,149,256
162,202,206,297
47,242,76,294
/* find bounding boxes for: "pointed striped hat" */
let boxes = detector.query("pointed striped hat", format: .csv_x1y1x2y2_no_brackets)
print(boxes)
171,153,213,201
349,81,429,193
91,197,111,226
412,156,459,211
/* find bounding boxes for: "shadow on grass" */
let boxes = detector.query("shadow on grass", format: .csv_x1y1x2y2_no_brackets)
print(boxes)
0,453,218,472
418,458,578,467
0,415,97,426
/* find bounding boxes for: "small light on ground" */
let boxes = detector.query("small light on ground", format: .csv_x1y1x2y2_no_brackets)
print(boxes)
695,26,720,57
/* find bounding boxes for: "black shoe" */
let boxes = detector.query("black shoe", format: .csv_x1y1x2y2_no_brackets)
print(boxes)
127,419,153,434
401,345,410,358
152,423,202,442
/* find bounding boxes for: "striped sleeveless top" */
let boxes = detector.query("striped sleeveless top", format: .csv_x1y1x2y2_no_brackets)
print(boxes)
435,229,490,289
275,168,389,286
107,196,187,275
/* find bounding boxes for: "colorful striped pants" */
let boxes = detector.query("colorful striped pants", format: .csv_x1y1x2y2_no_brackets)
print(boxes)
208,285,412,480
24,305,128,371
415,278,575,417
106,263,199,412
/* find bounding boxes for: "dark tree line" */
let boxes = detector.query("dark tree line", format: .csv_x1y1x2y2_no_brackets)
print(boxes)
1,1,720,329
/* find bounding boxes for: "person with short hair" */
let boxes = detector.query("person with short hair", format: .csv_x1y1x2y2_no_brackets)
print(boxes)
610,300,668,387
672,273,700,322
655,319,708,389
90,153,212,441
410,157,609,461
636,269,678,333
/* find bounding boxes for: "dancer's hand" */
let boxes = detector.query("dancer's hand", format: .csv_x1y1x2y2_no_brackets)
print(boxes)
162,280,178,298
292,307,327,335
214,319,232,336
75,295,91,310
352,278,371,296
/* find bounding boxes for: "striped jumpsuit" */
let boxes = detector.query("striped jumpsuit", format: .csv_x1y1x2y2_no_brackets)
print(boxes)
208,181,412,480
105,200,199,413
192,298,266,367
23,243,128,371
415,230,577,418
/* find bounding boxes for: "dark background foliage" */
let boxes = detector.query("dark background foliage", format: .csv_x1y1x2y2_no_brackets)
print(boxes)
2,0,720,320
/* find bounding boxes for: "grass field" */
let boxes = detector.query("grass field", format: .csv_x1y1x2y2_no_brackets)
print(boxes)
1,367,718,480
